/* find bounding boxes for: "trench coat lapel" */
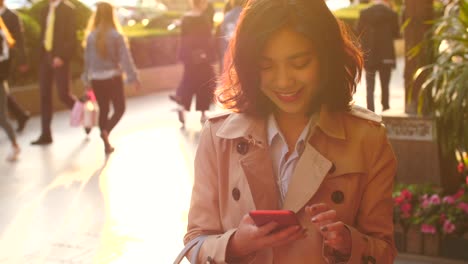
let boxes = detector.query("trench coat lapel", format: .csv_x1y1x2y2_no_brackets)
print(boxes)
217,113,280,210
240,147,280,210
282,109,344,212
282,135,332,212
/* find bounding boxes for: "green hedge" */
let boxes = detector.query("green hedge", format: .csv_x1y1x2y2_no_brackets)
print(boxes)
11,11,40,86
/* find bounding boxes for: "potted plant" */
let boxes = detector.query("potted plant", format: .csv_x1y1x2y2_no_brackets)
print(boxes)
393,185,416,252
413,0,468,189
440,185,468,260
412,187,444,256
392,183,438,253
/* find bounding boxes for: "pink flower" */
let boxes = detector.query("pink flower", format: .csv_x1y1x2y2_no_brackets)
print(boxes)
401,189,413,200
458,162,465,173
453,188,465,200
443,219,456,234
421,194,431,209
429,194,441,205
440,214,447,222
457,202,468,214
400,203,412,218
466,176,468,185
442,196,455,204
394,196,404,205
421,224,436,234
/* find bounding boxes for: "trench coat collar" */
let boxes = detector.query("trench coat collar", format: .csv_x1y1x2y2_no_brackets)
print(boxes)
216,113,268,146
215,109,350,212
215,107,347,142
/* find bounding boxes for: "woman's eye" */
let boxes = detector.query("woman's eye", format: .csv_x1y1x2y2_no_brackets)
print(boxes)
291,58,311,69
259,63,273,71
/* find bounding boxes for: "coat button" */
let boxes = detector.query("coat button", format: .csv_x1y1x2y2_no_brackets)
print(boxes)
329,163,336,174
237,141,249,155
232,187,241,201
331,190,344,204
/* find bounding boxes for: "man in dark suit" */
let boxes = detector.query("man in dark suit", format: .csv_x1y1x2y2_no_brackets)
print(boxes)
0,0,30,132
356,0,399,112
31,0,77,145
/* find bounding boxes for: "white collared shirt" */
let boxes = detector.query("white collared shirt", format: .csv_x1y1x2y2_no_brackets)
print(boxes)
267,114,317,206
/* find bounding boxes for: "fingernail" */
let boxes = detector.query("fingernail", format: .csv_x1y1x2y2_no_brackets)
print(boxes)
321,226,328,232
311,217,317,223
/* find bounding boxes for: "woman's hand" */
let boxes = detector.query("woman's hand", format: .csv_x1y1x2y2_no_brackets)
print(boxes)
305,203,351,256
227,214,306,259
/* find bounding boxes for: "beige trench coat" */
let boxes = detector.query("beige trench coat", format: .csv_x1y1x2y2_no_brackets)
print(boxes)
184,106,397,264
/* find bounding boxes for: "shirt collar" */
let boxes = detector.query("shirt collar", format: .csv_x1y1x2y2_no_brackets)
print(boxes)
267,113,317,147
216,106,348,143
267,114,279,146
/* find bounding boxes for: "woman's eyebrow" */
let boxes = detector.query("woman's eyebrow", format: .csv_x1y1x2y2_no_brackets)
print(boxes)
260,50,312,61
287,51,312,60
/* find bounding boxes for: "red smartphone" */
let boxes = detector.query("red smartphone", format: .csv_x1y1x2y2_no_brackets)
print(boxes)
249,210,301,231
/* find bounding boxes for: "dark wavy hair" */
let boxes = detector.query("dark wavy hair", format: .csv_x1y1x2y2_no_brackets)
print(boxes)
215,0,363,116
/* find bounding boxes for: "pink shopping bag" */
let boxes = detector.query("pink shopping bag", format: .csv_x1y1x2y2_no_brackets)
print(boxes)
83,90,99,128
70,100,84,127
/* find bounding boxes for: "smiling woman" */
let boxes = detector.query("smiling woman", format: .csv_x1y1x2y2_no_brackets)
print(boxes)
258,27,320,118
182,0,397,263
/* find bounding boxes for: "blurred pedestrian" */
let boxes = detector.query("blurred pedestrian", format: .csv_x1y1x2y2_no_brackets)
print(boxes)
171,0,216,126
182,0,397,262
0,0,30,132
356,0,399,112
31,0,78,145
202,0,215,28
82,1,140,155
0,16,20,161
217,0,244,73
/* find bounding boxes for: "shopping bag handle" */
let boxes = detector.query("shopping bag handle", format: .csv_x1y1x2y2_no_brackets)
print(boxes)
173,235,208,264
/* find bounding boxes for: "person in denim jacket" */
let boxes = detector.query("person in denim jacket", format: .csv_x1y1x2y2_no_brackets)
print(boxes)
82,2,140,155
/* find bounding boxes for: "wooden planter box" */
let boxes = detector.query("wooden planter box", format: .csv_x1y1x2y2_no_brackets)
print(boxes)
441,233,468,260
423,234,441,257
405,226,423,254
394,224,405,252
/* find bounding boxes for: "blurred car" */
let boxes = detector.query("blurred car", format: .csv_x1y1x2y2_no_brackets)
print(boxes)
4,0,32,9
115,0,168,26
326,0,351,11
80,0,168,26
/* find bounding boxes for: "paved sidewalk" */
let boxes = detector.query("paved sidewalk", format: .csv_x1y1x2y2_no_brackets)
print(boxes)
0,60,465,263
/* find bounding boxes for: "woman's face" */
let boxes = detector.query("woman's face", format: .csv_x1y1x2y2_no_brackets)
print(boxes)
259,27,320,116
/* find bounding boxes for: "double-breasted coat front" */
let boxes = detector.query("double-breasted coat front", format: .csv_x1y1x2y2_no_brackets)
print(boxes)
184,106,397,264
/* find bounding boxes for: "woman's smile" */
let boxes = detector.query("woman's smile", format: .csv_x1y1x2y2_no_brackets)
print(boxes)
274,87,304,103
